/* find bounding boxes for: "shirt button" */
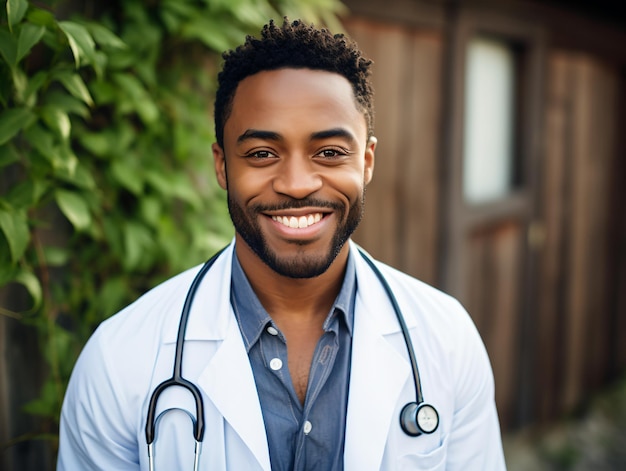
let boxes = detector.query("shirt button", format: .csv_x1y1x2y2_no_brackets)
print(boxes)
269,358,283,370
267,326,279,336
303,421,313,435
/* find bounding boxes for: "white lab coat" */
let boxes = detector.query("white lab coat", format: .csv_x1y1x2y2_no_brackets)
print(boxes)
58,241,506,470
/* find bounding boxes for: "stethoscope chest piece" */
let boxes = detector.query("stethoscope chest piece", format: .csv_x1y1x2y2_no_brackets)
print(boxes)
400,402,439,436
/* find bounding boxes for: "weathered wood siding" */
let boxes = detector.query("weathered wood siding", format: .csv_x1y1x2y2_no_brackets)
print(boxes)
537,52,623,420
343,11,626,432
345,18,443,284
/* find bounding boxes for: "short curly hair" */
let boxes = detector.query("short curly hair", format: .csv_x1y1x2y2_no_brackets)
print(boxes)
214,18,374,148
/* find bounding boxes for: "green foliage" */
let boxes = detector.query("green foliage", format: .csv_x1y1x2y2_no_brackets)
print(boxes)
0,0,345,448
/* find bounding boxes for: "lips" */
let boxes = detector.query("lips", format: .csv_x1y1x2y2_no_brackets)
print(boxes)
271,213,323,229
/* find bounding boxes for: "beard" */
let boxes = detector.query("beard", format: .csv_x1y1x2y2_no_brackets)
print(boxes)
227,194,365,279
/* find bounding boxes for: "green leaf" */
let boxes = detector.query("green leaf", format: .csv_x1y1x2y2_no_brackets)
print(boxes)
5,179,47,209
111,158,143,195
23,123,54,159
86,23,127,50
123,221,153,270
55,189,91,231
0,144,20,168
6,0,29,31
78,130,113,157
16,24,45,63
97,276,129,318
0,29,17,67
0,263,19,287
112,73,158,124
55,162,96,190
22,70,48,106
22,378,59,417
26,7,56,28
41,105,71,141
44,90,90,119
52,145,78,176
58,21,96,68
54,70,94,107
0,208,29,262
43,246,70,267
180,16,233,52
14,269,42,309
0,107,35,145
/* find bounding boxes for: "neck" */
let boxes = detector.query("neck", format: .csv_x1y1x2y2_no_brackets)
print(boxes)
234,237,349,326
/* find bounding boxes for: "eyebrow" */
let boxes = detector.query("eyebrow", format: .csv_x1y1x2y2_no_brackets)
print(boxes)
236,127,358,145
237,129,281,144
310,128,358,145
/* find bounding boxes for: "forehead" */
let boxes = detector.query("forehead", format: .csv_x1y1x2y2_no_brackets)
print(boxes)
225,68,367,141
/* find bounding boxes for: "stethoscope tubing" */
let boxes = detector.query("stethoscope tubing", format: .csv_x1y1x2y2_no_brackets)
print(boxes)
356,248,425,405
145,244,436,465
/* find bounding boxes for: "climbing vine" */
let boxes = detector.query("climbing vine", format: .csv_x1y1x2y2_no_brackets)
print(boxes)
0,0,345,451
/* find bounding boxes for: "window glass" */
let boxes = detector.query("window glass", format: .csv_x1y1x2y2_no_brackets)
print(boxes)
463,37,517,204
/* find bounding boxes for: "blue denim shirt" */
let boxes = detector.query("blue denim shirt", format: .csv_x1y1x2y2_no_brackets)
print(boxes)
230,251,356,471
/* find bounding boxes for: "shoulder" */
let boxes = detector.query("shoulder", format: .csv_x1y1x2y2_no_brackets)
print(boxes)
352,246,490,380
355,249,471,333
70,264,205,391
95,265,203,343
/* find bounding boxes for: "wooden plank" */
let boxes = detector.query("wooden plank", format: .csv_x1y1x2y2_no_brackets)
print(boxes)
345,18,444,282
580,58,617,390
345,18,405,264
561,54,592,412
400,32,442,283
465,221,523,430
536,52,570,420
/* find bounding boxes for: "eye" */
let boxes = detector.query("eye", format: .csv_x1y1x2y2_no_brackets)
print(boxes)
246,150,276,160
315,148,349,159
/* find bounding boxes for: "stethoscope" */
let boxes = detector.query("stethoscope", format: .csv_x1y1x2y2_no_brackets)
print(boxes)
145,246,439,470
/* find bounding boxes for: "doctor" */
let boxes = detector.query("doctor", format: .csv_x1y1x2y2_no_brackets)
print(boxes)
58,19,506,470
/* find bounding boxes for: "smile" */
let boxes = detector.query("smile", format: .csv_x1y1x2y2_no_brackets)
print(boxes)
271,213,323,229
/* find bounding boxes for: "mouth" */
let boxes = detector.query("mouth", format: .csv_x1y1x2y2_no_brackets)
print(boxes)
271,213,324,229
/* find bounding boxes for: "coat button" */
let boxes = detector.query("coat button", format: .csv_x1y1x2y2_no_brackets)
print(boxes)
269,358,283,370
267,326,279,336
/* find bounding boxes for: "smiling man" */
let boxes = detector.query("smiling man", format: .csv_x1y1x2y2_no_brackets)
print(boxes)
58,19,506,470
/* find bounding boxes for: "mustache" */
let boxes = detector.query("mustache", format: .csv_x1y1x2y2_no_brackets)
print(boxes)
251,198,343,212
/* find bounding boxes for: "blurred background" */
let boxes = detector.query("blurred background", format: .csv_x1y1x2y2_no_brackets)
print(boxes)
1,0,624,469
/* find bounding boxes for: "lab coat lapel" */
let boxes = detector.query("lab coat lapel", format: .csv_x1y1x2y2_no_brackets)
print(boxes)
198,319,270,470
192,243,270,470
344,246,412,470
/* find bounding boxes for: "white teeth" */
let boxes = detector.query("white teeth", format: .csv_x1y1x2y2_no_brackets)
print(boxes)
272,213,324,229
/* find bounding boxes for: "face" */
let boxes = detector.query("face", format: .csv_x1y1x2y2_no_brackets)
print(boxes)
213,68,375,279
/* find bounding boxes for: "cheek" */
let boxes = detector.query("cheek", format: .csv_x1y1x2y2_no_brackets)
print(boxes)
328,170,366,199
226,168,273,203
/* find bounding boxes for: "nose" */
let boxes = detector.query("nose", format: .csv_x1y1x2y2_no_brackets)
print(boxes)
272,156,323,199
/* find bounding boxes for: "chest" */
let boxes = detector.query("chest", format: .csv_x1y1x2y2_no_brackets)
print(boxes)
246,324,352,470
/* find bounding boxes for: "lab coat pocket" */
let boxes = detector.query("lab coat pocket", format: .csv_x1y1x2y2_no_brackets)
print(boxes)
397,434,448,471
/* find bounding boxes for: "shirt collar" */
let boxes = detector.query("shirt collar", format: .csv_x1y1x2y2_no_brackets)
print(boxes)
230,249,357,352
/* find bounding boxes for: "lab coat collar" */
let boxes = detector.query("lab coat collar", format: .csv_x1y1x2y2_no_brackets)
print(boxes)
162,242,236,344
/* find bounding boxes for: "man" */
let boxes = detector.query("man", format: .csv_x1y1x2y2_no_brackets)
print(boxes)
58,19,506,470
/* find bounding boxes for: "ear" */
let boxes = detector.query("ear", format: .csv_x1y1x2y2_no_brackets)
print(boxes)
363,136,376,185
212,142,228,190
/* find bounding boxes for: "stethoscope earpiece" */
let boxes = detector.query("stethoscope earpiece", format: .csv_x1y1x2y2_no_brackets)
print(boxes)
400,402,439,436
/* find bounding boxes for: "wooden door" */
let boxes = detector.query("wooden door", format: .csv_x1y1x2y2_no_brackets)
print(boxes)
441,11,545,430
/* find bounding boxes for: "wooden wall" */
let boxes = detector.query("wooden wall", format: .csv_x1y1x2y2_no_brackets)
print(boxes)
346,18,443,284
537,52,623,419
344,7,626,433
